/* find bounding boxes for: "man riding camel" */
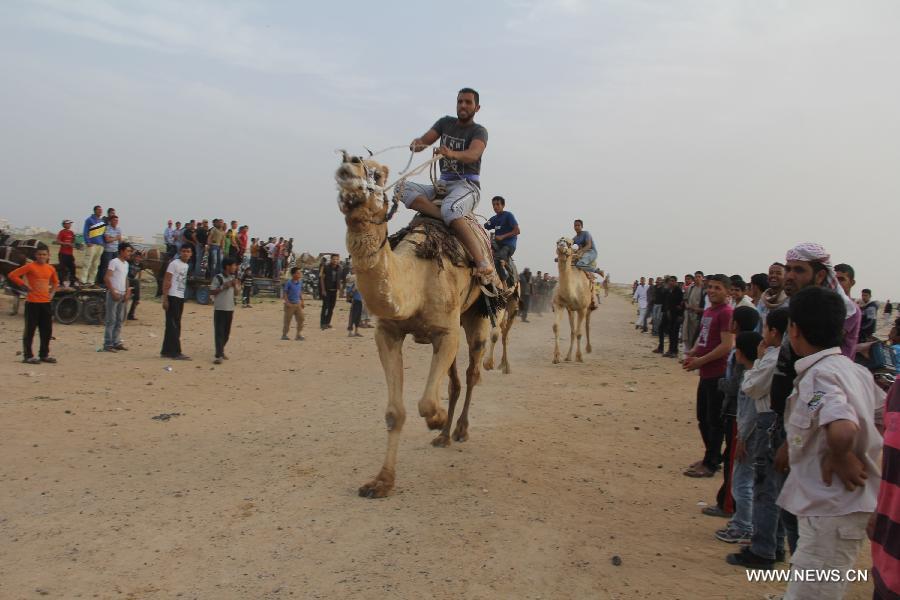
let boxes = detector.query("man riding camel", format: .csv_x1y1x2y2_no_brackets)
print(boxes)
484,195,519,287
402,87,496,283
570,219,605,307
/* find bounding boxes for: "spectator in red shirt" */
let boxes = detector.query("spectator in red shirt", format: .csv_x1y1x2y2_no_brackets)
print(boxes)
55,219,77,287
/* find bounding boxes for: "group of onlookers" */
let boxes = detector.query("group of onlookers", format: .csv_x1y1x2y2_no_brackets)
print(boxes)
163,218,249,279
631,243,898,599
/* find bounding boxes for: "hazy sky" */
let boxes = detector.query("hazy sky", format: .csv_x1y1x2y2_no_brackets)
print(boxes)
2,0,899,298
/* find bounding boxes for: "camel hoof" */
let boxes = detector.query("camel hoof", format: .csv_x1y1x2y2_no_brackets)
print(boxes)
358,477,393,499
425,408,447,431
501,363,511,375
586,345,592,354
552,356,560,364
452,429,469,443
576,355,584,363
483,359,494,371
564,356,572,362
431,434,451,448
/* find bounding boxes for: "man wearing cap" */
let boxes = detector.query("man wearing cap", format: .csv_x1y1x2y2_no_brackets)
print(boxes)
56,219,77,287
81,205,106,285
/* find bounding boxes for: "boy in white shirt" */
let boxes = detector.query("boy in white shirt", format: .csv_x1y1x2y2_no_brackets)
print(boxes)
161,245,192,360
777,286,884,599
727,307,789,567
103,243,133,352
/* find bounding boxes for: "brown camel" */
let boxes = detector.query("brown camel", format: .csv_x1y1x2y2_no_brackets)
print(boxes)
482,283,518,374
335,152,496,499
552,237,593,363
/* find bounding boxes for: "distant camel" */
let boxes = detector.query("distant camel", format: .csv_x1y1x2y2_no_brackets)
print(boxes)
552,237,593,363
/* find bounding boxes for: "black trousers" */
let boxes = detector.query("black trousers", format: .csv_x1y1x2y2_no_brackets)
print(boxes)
161,296,184,357
320,290,337,326
696,377,725,471
520,295,531,320
23,302,53,359
657,313,680,353
348,300,363,330
127,278,140,318
58,253,76,286
96,251,115,285
716,415,736,511
214,310,233,358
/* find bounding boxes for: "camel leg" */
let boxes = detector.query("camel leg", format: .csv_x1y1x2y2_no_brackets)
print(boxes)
418,328,460,430
499,308,514,374
565,309,576,362
359,324,406,499
552,302,562,364
575,309,585,362
453,310,489,442
433,361,462,448
585,309,592,354
482,318,498,371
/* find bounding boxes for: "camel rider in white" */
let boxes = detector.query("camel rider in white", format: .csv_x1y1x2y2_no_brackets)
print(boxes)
403,87,495,283
572,219,602,275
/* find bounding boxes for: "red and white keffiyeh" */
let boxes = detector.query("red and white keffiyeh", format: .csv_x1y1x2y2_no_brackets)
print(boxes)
785,242,858,317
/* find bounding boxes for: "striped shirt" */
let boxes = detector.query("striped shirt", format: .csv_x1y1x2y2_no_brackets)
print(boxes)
873,381,900,598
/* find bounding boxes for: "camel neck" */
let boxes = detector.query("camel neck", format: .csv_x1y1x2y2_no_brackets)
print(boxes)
345,219,414,320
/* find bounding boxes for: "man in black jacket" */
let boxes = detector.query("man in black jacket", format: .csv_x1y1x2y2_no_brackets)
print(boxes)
654,276,683,356
319,254,345,329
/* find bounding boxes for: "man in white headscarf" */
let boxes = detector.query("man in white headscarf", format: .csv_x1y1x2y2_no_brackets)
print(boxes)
784,242,861,358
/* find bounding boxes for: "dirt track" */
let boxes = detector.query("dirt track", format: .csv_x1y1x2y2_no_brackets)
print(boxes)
0,290,872,599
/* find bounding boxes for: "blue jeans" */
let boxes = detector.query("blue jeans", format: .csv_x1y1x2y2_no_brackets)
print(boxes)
730,452,754,534
748,412,787,560
574,248,600,273
208,245,222,276
104,291,126,349
651,304,662,335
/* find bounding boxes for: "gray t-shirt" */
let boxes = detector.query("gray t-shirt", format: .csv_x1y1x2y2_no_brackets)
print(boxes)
210,273,236,311
432,116,488,177
573,230,593,249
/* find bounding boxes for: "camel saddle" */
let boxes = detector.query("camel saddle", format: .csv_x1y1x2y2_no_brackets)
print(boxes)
389,215,515,301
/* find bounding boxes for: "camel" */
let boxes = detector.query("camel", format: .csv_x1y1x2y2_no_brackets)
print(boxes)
335,151,499,499
482,283,518,374
552,237,593,363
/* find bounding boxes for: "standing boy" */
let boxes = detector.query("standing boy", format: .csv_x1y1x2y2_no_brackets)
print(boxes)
683,274,735,479
55,219,77,287
241,265,254,308
161,245,192,360
9,248,59,364
210,257,240,364
282,267,305,340
727,308,790,568
102,242,133,352
777,286,884,600
126,251,144,320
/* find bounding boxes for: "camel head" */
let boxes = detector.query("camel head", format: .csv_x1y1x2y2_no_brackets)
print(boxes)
334,150,391,221
556,237,574,263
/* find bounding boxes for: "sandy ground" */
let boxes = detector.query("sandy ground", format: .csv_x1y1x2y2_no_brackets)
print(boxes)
0,288,874,599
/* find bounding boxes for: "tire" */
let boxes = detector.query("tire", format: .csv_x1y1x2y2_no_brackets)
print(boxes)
54,296,81,324
82,297,106,325
195,285,210,305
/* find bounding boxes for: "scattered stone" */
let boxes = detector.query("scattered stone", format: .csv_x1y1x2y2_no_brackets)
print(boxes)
151,413,181,421
611,555,622,566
